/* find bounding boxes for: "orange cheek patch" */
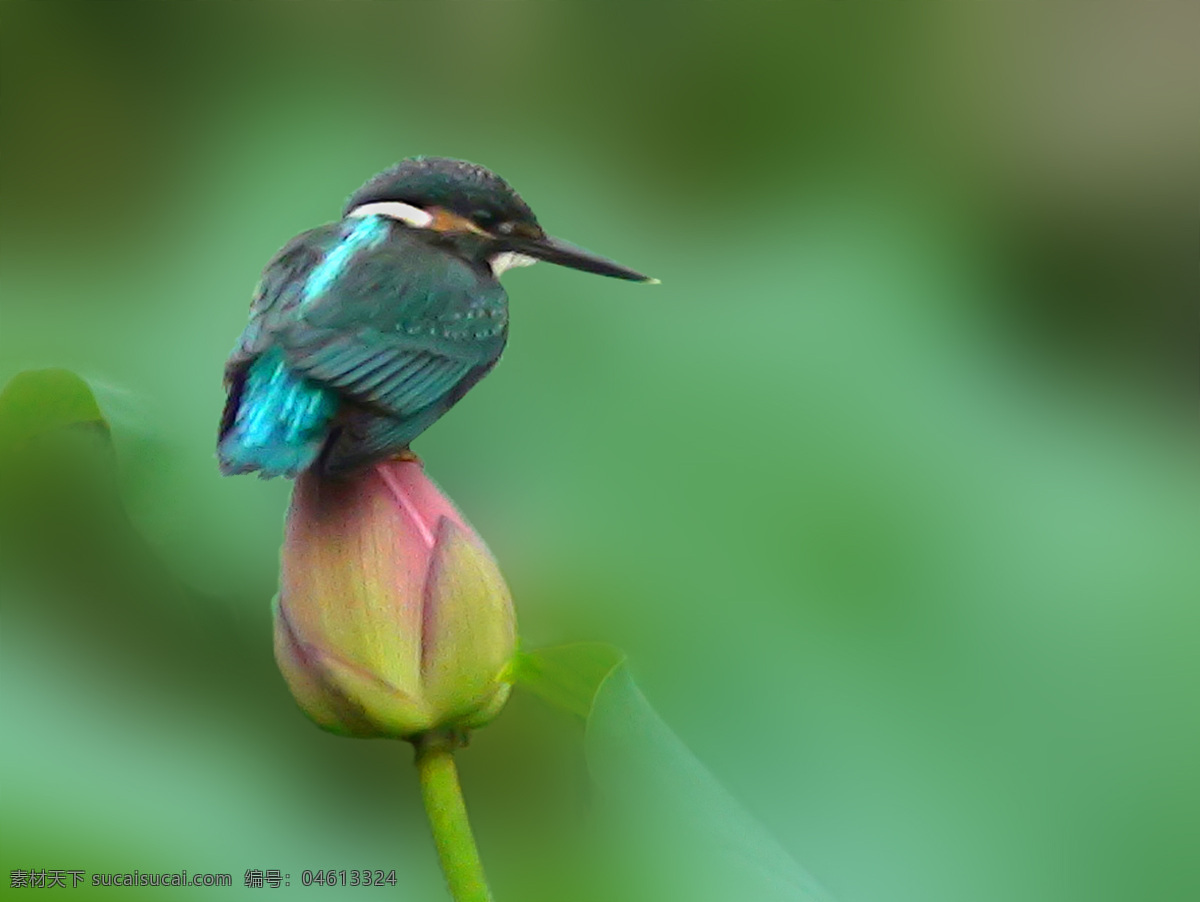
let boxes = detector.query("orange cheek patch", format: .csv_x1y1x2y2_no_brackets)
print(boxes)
428,207,487,235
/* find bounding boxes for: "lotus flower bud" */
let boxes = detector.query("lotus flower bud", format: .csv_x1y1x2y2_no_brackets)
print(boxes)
273,459,516,739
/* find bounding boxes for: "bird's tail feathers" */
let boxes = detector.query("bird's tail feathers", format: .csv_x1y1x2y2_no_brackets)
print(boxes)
217,349,336,479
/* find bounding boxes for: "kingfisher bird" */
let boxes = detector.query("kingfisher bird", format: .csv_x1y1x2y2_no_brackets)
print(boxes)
218,157,653,479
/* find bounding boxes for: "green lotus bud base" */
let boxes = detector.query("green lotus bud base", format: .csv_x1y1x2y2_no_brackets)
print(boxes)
413,731,493,902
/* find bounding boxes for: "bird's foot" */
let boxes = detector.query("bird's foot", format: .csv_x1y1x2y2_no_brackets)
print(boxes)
391,448,420,463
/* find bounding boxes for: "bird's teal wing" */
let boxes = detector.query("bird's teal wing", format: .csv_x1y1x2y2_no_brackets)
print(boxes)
279,227,508,420
219,225,346,477
282,227,509,474
220,218,509,476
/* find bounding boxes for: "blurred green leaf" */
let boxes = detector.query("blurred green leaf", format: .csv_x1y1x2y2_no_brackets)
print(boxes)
0,368,106,445
586,662,836,902
514,642,626,719
588,662,835,902
517,644,835,901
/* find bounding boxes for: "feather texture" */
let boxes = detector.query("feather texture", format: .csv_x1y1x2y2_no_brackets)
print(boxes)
217,348,337,478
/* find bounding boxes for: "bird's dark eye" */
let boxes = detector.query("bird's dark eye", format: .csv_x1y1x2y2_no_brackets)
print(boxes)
472,210,497,227
495,221,516,235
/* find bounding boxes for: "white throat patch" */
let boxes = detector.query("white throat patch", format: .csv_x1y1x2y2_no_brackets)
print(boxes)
489,252,538,277
346,201,433,229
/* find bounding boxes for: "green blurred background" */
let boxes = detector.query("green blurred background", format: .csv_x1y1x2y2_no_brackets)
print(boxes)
2,3,1197,900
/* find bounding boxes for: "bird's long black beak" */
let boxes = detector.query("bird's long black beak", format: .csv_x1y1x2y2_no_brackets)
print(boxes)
512,235,656,283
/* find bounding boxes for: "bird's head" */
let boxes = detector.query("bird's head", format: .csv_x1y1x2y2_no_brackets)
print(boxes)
343,157,654,282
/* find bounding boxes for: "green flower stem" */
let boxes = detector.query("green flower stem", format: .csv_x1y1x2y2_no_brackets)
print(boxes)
413,733,493,902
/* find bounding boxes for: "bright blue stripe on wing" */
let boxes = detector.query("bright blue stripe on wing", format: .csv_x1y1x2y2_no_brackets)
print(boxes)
301,214,390,306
